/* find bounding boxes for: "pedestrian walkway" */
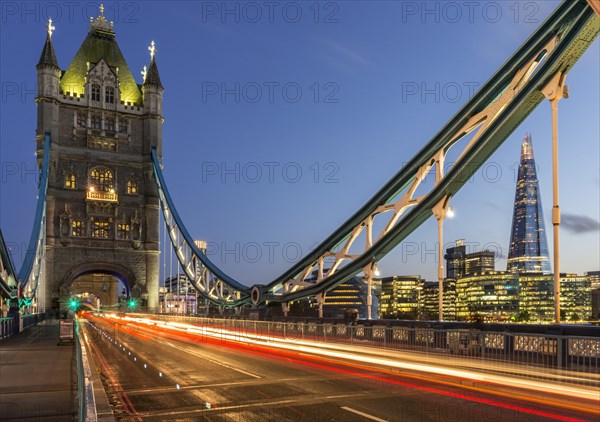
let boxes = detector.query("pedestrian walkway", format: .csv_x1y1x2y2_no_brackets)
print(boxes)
0,318,77,421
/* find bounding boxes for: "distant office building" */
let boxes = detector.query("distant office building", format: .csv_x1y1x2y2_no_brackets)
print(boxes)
518,273,554,321
519,273,592,321
303,276,378,319
592,289,600,320
442,278,456,321
465,251,495,275
507,134,551,274
561,274,592,321
380,276,424,319
455,271,519,322
443,240,501,321
586,271,600,289
420,281,440,320
445,240,466,279
160,274,199,314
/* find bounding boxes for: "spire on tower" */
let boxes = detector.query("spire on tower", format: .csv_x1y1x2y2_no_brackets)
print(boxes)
47,18,55,38
89,3,114,34
149,41,157,60
143,41,163,89
37,19,59,68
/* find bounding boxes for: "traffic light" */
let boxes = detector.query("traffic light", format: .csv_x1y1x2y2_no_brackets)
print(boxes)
68,298,80,310
127,298,137,309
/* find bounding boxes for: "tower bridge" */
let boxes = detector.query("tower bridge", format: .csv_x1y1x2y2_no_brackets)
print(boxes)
0,3,599,421
0,0,598,321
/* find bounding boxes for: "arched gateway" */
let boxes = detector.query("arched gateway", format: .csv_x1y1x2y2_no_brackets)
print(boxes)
36,9,163,312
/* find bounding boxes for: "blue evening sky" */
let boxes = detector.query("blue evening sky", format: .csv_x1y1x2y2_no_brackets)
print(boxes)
1,1,598,284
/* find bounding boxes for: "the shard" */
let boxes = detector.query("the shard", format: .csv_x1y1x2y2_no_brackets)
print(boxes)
507,134,552,274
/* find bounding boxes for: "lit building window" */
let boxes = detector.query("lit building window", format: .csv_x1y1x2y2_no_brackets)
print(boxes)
106,117,115,132
105,86,115,104
91,115,101,129
90,167,114,192
91,219,111,239
72,220,84,237
77,113,87,128
118,119,128,134
64,173,76,189
91,84,101,101
117,223,130,240
127,180,137,194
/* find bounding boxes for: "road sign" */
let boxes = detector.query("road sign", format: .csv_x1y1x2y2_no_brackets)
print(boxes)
58,320,74,344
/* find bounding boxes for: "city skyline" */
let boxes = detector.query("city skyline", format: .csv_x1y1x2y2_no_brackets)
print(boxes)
1,2,598,285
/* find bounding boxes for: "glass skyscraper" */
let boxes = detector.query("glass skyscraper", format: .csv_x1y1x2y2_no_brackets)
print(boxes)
507,134,552,274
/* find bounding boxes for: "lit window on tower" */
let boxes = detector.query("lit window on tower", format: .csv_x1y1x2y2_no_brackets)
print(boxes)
90,168,114,192
117,223,130,240
127,180,137,194
92,219,110,238
64,173,76,189
72,220,84,237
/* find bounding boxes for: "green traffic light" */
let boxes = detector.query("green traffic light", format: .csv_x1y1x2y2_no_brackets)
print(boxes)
69,298,80,309
127,299,137,308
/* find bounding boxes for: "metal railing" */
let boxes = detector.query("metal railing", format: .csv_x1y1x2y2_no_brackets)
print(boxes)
0,316,16,339
75,320,98,422
0,313,48,340
128,313,600,387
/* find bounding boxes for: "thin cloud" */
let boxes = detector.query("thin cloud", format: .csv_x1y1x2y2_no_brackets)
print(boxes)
317,36,376,73
561,213,600,234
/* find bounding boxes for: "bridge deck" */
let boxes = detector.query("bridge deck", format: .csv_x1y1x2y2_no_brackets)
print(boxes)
0,319,77,421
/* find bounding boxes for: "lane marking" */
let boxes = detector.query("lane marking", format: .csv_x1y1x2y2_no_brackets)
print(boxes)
151,337,261,379
138,392,368,418
341,406,388,422
126,375,326,395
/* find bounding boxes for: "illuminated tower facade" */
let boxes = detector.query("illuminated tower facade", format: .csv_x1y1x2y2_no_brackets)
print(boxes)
36,8,163,312
507,134,551,274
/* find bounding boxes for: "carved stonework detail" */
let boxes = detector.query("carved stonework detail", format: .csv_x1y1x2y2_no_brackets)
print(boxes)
130,210,142,249
58,204,72,244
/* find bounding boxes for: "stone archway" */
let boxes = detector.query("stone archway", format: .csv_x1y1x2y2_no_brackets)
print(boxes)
59,262,143,311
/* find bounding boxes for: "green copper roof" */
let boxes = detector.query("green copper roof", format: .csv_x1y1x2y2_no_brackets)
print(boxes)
60,28,142,105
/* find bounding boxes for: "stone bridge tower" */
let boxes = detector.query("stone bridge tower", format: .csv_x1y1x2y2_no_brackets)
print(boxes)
35,9,163,312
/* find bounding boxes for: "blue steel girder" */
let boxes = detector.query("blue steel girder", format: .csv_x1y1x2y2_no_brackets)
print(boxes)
16,132,50,306
153,0,599,307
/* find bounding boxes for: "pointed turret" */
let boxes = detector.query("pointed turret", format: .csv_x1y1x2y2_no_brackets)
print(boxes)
36,19,61,146
142,41,164,116
142,40,164,154
144,58,163,89
37,31,59,69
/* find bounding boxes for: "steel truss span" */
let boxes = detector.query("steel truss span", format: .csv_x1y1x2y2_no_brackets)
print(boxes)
153,0,599,307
